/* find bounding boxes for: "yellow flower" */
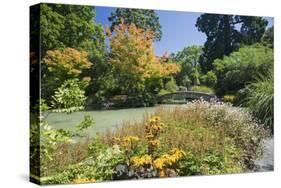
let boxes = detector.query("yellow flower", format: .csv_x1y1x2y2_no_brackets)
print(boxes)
149,116,160,123
145,132,154,139
149,119,156,124
153,158,165,170
153,148,186,170
131,154,152,167
121,135,140,147
154,116,160,121
170,148,186,160
152,124,163,131
148,139,160,146
73,178,96,184
159,170,166,177
123,136,140,143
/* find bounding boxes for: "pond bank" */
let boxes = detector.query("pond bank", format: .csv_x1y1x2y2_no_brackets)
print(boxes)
254,137,274,172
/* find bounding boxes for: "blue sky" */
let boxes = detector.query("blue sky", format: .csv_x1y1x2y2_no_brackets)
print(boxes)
95,6,274,56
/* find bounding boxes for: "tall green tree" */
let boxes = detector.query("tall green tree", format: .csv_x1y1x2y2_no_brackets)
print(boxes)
239,16,269,45
171,46,202,88
108,8,162,41
196,14,268,72
40,3,106,59
40,3,107,101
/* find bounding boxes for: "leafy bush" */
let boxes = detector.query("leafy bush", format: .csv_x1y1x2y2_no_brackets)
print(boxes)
214,44,273,96
244,73,274,132
164,78,178,92
200,71,217,88
181,75,192,89
34,114,95,178
181,100,268,167
30,100,73,177
30,100,95,179
171,45,202,88
177,152,201,176
51,79,88,113
42,145,125,184
85,145,125,181
191,85,215,94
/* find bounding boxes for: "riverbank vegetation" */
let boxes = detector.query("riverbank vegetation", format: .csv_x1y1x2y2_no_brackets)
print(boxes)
31,100,269,184
30,3,274,185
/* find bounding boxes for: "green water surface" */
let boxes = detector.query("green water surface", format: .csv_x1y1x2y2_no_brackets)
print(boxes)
46,105,178,137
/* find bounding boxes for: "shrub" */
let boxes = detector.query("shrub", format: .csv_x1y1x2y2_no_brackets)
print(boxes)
177,152,201,176
200,71,217,88
75,114,95,132
181,75,192,89
244,73,274,132
43,145,125,184
103,116,185,179
30,99,95,179
164,78,178,92
214,44,273,96
191,85,215,94
51,79,88,113
176,100,268,167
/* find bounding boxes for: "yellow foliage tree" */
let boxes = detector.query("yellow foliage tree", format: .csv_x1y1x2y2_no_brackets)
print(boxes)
42,48,92,100
107,23,180,96
43,48,92,78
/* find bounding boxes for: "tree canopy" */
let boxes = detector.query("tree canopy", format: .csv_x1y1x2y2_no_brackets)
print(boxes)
106,23,180,103
196,14,268,72
108,8,162,41
214,44,273,96
35,3,273,109
41,48,92,101
171,45,202,88
40,4,106,59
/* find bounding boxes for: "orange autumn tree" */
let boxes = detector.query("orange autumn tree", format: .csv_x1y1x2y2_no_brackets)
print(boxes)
43,48,92,78
42,48,92,101
106,23,180,102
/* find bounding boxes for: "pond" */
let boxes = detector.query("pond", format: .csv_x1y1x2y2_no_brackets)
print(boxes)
46,104,181,137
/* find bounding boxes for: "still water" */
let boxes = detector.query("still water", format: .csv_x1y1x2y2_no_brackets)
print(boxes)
46,105,179,137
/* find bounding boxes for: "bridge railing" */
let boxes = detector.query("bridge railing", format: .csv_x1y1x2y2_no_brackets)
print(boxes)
156,91,216,103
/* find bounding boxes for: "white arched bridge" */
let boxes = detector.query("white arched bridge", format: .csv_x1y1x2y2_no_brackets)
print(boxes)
156,91,216,103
